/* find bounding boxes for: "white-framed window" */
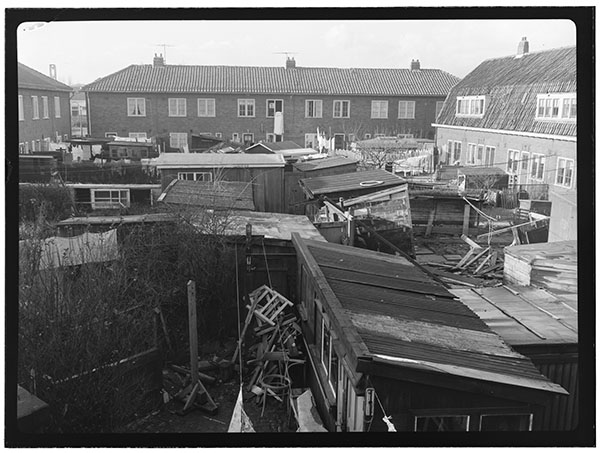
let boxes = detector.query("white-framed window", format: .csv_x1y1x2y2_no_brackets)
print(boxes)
54,96,61,118
536,93,576,120
435,101,445,119
415,415,470,432
398,100,416,119
31,96,39,119
128,132,147,140
521,151,529,171
242,133,254,145
238,99,255,117
266,133,276,143
127,98,146,117
168,98,187,117
333,100,350,118
91,189,130,209
456,95,485,117
476,145,484,165
507,149,520,174
448,140,462,164
232,133,240,142
18,95,24,121
364,133,372,139
484,146,495,166
71,104,80,117
555,157,574,188
371,100,388,119
305,133,318,149
467,143,477,165
19,142,26,154
479,413,532,431
530,153,546,180
215,132,222,139
197,98,215,117
42,96,49,119
169,132,188,149
305,99,323,118
105,132,117,138
177,172,213,182
266,99,283,118
320,317,338,397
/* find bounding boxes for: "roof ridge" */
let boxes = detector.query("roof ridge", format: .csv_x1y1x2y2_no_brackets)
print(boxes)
480,45,576,64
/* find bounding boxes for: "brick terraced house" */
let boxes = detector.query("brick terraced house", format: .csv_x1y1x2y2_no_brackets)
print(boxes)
18,62,73,154
81,55,459,150
433,39,576,242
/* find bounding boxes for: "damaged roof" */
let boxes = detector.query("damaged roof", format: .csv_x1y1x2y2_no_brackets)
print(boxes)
299,169,405,198
157,180,255,211
293,156,358,173
293,237,567,395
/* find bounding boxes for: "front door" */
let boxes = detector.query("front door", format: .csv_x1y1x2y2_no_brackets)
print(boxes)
334,134,345,150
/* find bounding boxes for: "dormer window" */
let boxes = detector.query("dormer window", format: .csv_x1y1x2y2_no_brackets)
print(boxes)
536,93,576,120
456,96,485,117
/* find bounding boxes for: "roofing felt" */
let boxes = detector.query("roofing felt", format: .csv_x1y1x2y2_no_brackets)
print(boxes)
18,62,73,92
435,46,576,137
300,238,565,394
293,156,359,172
504,240,577,265
154,152,285,169
82,64,460,97
450,286,578,347
158,180,255,211
299,169,405,197
246,141,302,152
56,213,177,226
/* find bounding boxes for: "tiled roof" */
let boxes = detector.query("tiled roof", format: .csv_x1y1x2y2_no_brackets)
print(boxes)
82,64,460,97
435,47,576,137
154,152,285,169
299,168,405,197
300,239,566,394
18,62,73,92
158,180,255,211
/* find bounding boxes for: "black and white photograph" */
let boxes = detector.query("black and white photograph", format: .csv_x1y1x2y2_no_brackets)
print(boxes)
6,6,594,448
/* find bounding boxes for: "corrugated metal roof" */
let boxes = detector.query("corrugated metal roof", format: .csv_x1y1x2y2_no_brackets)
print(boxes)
302,238,564,394
154,152,285,169
18,62,73,92
158,180,255,210
293,156,358,172
82,64,460,97
435,47,576,137
299,169,405,197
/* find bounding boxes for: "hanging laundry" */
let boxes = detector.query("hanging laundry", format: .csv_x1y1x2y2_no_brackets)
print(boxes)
382,415,397,432
227,387,255,433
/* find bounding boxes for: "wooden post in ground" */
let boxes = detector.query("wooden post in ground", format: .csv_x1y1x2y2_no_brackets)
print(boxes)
187,280,199,385
462,203,471,237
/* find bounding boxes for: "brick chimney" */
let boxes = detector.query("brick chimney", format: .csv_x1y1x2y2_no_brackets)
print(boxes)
411,59,420,70
516,37,529,58
286,57,296,69
153,53,165,67
49,64,57,80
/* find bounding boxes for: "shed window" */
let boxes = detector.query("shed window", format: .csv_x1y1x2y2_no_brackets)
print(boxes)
479,413,532,431
91,189,130,209
177,172,213,182
415,415,469,432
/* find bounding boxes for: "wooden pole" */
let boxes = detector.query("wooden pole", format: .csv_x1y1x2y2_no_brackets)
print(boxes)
462,203,471,237
187,280,199,385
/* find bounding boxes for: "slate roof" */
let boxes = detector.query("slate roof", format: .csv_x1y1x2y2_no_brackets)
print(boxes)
157,180,255,211
154,152,285,169
18,62,73,92
82,64,460,97
299,169,405,197
297,238,566,394
435,46,576,137
293,156,359,172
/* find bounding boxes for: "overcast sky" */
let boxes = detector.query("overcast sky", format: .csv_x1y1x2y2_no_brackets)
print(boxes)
16,18,576,86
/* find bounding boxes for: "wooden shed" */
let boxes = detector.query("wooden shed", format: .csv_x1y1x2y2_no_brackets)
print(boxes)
291,235,566,432
451,285,578,430
154,153,285,213
66,183,161,212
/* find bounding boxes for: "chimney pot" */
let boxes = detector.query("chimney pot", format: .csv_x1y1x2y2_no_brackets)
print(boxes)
286,57,296,69
153,53,165,67
517,37,529,57
410,59,421,70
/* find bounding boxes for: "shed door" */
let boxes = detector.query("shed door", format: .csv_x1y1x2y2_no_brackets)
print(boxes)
334,134,345,150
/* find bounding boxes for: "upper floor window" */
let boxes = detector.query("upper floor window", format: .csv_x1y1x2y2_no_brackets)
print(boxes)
507,149,520,174
31,96,39,119
536,93,576,120
18,95,24,121
266,99,283,118
197,98,215,117
530,153,546,180
555,157,574,188
169,132,188,149
371,100,388,119
398,100,416,119
42,96,49,119
54,97,61,118
168,98,187,117
305,99,322,118
435,101,445,119
238,99,255,117
456,95,485,117
127,98,146,117
333,100,350,118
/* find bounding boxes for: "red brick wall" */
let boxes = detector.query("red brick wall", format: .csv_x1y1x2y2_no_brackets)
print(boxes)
18,88,71,150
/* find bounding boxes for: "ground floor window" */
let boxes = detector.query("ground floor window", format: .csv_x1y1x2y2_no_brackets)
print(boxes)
555,157,574,188
479,413,533,431
484,146,495,166
169,133,188,149
266,133,276,143
177,172,213,182
242,133,254,146
415,415,470,432
91,189,130,209
232,133,240,142
305,133,318,149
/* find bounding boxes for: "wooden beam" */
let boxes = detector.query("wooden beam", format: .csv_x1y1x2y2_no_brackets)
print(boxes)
460,233,482,250
462,203,471,236
425,208,436,237
187,280,199,385
477,218,542,240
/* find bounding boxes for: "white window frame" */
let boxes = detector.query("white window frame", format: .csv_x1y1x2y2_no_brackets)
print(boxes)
128,132,147,140
105,132,118,138
215,132,222,139
507,149,520,174
521,151,530,172
18,95,24,121
371,100,388,119
91,189,130,210
197,98,216,117
398,100,416,119
555,157,574,188
238,99,255,117
232,133,240,142
320,316,337,397
169,132,188,149
127,98,146,117
333,100,350,118
266,99,283,118
530,153,546,181
456,95,485,117
42,96,49,119
466,143,477,165
266,133,276,143
536,93,576,120
242,133,254,145
484,146,495,166
177,172,213,182
448,140,462,164
305,133,318,149
31,96,39,120
168,98,187,117
305,99,323,118
54,96,61,118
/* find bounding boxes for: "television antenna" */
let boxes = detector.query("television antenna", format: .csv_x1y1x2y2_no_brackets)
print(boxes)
155,43,175,63
273,51,299,59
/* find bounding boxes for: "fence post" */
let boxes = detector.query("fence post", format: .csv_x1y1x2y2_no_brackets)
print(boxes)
187,280,199,384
